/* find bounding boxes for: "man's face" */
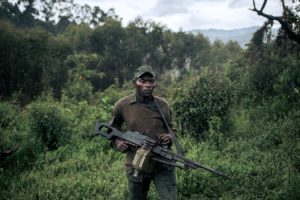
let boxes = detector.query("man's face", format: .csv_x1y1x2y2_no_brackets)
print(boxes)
134,74,156,97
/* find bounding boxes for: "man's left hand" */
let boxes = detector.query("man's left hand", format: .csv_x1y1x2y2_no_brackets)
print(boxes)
158,133,172,145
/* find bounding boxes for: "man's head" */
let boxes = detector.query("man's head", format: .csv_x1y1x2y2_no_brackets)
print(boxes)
133,66,156,97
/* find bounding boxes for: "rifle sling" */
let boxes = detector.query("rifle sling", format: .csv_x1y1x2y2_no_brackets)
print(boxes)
154,100,184,156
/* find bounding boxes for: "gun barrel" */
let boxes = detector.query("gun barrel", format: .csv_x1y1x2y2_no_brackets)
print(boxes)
153,145,230,179
191,162,230,179
164,150,230,179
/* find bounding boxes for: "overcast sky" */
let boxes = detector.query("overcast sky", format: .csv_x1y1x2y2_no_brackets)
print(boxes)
75,0,283,31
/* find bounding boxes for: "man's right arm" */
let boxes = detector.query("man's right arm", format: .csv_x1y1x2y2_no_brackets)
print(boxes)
110,101,130,152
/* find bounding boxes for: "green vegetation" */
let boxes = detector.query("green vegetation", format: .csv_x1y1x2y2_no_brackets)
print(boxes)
1,0,300,199
172,68,232,138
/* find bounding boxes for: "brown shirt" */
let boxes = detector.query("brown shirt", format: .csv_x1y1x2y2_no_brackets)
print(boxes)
111,93,173,166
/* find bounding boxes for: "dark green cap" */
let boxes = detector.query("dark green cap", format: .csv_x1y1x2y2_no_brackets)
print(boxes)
134,66,155,79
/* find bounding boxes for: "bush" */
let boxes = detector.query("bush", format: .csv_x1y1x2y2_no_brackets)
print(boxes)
0,101,26,156
224,104,300,200
28,101,73,150
172,68,232,139
0,101,18,129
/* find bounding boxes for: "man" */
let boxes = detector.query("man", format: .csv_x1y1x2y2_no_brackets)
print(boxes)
111,66,177,200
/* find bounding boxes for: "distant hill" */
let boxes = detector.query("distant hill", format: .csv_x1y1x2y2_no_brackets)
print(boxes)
189,26,261,47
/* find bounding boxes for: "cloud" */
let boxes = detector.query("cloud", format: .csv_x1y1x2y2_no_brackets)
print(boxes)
149,0,232,17
75,0,284,31
229,0,249,8
149,0,189,17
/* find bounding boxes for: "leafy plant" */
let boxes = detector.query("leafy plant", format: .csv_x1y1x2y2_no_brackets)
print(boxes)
172,67,232,139
28,101,73,150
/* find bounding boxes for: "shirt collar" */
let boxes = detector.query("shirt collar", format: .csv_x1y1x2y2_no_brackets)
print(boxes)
129,94,137,104
130,93,155,104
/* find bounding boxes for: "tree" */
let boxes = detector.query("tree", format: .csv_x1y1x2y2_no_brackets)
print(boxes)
63,53,104,102
143,21,168,72
61,23,93,52
90,18,127,87
190,33,211,69
0,0,118,32
123,18,149,72
251,0,300,45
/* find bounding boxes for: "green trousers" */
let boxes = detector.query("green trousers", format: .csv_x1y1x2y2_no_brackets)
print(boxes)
127,164,177,200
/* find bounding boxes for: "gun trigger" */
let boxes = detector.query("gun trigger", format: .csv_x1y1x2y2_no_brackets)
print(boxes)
130,144,138,151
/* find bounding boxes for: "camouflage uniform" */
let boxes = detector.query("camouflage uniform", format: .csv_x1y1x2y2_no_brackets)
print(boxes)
111,94,177,200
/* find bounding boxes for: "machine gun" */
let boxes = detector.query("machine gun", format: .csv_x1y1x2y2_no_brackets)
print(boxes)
92,121,230,179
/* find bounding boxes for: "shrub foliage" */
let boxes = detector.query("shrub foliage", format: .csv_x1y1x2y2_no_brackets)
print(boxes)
28,101,73,150
172,68,232,138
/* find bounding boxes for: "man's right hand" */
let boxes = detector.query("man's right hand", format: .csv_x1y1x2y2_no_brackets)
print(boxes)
114,138,129,152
